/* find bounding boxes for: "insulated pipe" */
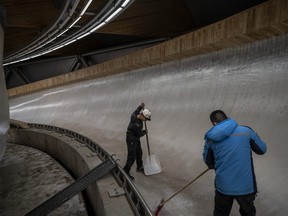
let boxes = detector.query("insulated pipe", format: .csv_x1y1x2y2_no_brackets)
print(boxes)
38,0,134,54
3,0,71,60
4,0,135,65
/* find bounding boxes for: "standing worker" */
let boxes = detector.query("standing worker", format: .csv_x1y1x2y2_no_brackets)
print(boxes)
203,110,267,216
123,102,151,180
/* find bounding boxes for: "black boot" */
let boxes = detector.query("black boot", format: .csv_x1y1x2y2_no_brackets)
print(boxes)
127,173,134,180
136,166,144,173
124,166,134,180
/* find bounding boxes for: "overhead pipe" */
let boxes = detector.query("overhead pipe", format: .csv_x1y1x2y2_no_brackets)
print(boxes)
3,0,88,64
39,0,134,55
3,0,135,66
4,0,71,59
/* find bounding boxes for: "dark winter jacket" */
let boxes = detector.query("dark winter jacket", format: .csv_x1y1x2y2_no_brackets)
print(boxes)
126,106,146,141
203,118,267,195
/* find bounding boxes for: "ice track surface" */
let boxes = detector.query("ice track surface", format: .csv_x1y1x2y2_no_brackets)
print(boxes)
9,35,288,215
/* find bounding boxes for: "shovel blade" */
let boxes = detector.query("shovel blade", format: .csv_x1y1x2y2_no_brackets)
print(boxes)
144,154,161,175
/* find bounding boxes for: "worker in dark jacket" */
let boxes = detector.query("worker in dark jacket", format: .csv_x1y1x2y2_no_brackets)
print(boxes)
203,110,267,216
123,102,151,180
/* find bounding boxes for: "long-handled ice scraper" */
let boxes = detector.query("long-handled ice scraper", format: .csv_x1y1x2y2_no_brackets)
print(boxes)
153,168,210,216
143,121,162,175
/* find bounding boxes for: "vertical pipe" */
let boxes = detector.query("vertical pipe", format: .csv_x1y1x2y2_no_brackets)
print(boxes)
0,23,9,161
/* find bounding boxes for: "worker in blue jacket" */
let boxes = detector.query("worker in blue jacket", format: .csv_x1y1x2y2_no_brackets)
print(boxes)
203,110,267,216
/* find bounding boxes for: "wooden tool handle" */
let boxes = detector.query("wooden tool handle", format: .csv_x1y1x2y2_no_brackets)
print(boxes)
144,121,151,155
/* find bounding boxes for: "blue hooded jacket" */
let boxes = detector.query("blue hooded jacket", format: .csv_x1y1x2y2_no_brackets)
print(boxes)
203,118,267,195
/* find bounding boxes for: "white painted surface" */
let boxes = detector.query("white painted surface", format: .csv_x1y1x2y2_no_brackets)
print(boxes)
9,35,288,215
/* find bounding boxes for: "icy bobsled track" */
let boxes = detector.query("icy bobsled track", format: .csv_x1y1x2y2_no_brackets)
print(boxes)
9,34,288,215
6,122,153,216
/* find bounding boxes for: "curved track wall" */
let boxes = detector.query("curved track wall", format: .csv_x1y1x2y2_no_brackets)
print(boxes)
7,124,144,216
9,34,288,215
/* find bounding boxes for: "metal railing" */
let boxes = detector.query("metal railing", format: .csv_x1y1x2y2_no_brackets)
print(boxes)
27,123,153,216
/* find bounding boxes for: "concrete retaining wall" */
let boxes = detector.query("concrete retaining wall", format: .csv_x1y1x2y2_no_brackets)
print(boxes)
7,127,134,216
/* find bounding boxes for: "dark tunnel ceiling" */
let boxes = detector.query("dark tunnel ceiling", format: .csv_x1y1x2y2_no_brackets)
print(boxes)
1,0,268,89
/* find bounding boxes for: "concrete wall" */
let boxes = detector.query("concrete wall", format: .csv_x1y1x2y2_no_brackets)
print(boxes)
7,127,134,216
0,24,9,162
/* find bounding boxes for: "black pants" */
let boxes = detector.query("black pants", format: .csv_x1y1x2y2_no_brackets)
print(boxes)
214,190,256,216
123,139,143,173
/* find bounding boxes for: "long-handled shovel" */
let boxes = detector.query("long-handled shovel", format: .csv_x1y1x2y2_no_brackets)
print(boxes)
153,168,210,216
143,121,162,175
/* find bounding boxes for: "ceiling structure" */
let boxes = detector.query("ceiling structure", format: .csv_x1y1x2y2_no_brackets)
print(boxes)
1,0,267,89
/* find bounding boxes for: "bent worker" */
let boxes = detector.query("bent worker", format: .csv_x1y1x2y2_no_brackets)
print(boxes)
123,102,151,180
203,110,267,216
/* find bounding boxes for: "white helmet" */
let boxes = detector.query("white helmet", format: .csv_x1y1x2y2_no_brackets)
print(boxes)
141,109,151,120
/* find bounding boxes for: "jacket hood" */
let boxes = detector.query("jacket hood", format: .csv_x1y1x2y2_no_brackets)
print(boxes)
204,118,238,142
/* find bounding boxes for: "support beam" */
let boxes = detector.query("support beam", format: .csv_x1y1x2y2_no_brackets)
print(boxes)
68,56,78,72
10,66,30,84
79,55,89,67
69,55,90,72
4,68,13,85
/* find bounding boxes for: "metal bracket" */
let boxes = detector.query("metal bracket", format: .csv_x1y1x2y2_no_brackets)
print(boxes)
108,187,125,198
77,143,87,148
67,138,75,141
86,152,97,157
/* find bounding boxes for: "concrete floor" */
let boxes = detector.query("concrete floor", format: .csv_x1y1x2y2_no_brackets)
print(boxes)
0,143,87,216
8,34,288,215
